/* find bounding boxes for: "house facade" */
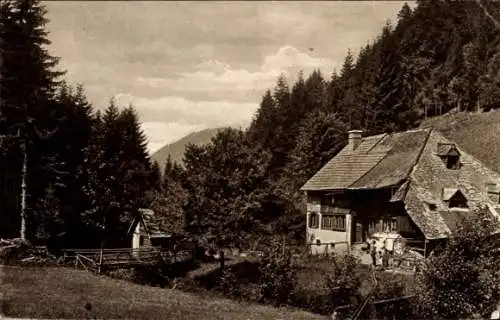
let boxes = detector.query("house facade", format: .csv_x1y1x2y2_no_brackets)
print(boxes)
301,129,500,256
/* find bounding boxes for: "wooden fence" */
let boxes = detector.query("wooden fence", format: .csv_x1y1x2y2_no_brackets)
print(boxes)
333,295,415,320
62,247,192,273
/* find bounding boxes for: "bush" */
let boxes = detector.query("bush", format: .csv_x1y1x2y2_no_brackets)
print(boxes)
325,254,362,306
217,268,241,299
289,253,363,315
372,273,407,300
411,212,500,319
106,268,136,282
258,240,297,306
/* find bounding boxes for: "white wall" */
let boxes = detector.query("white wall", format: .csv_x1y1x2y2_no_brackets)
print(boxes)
132,222,141,250
306,210,352,255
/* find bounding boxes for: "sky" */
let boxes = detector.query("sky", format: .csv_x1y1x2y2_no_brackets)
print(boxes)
44,1,413,154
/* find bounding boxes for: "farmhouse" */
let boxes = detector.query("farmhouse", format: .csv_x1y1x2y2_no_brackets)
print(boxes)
301,128,500,256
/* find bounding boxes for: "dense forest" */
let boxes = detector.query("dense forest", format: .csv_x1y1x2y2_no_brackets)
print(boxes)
0,0,155,247
1,0,500,250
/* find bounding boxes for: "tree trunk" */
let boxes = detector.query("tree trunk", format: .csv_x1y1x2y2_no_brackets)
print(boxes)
20,137,27,240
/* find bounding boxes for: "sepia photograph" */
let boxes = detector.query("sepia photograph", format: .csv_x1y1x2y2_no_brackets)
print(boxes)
1,0,500,319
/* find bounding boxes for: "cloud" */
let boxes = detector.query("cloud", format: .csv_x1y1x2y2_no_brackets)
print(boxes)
128,45,337,152
137,45,336,98
262,45,335,73
115,94,257,126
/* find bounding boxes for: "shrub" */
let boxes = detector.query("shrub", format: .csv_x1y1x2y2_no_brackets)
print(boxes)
217,268,241,299
106,268,136,282
289,253,363,315
372,273,407,300
411,211,500,319
258,240,297,306
324,254,362,310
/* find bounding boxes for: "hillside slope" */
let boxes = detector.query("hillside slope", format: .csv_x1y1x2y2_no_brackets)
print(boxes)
420,110,500,173
152,127,224,170
0,266,325,320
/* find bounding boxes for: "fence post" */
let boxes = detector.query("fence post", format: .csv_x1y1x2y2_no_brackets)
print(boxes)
98,248,103,274
219,250,225,271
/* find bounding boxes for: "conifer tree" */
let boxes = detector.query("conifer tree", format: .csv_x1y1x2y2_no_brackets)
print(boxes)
0,0,65,240
52,83,94,234
247,90,277,149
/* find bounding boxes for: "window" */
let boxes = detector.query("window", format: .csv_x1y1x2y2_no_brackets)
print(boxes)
368,220,379,234
446,155,460,170
308,212,319,229
437,143,461,169
382,218,397,232
139,236,144,246
443,188,468,209
321,214,346,231
321,197,334,206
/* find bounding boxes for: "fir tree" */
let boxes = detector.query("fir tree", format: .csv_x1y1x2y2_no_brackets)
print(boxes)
247,90,277,149
0,0,65,240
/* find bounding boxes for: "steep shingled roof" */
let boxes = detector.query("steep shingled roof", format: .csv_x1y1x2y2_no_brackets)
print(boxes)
300,129,431,191
403,183,451,239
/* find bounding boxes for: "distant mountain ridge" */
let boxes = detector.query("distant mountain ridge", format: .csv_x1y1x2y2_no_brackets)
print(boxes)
151,127,225,171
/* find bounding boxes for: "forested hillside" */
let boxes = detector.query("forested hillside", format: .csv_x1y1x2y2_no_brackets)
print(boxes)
1,0,500,250
151,127,224,171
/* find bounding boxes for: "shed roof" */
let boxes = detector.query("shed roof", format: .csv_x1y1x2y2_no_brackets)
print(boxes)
301,128,431,191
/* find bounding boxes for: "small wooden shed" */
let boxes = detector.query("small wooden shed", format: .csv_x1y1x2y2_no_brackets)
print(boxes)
128,209,176,250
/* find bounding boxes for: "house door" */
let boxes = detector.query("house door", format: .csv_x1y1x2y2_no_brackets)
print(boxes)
354,220,363,243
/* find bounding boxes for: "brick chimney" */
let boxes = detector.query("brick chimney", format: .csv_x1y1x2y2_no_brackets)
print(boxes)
348,130,363,150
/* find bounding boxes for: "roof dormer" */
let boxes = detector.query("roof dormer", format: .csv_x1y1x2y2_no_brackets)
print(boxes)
436,142,461,170
442,188,468,209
